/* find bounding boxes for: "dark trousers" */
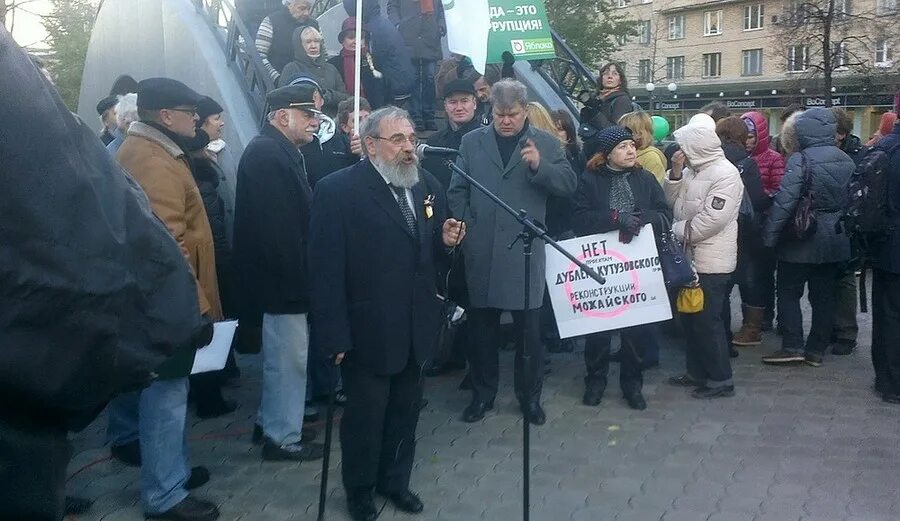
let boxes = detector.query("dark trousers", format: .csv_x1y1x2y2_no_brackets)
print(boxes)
832,269,859,346
736,246,770,308
872,269,900,395
683,273,734,387
0,418,70,520
409,59,436,123
340,354,422,494
584,328,644,396
756,250,777,324
777,261,841,354
468,307,544,404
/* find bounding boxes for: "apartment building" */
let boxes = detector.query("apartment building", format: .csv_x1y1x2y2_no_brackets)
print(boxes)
608,0,898,136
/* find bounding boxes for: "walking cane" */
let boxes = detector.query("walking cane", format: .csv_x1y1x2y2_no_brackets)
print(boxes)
317,362,340,521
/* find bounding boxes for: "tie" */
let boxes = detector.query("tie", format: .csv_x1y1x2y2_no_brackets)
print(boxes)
390,185,418,235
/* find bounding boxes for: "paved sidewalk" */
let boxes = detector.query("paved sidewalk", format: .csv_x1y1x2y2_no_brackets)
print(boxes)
67,297,900,521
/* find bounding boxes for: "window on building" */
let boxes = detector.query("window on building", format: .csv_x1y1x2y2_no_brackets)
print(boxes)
704,10,723,35
616,33,628,46
833,42,847,68
668,15,685,39
875,40,893,66
787,0,807,24
639,59,652,83
638,20,651,44
667,56,685,79
787,45,809,72
617,0,631,7
744,4,764,30
642,0,652,3
742,48,763,75
835,0,851,18
702,53,722,77
877,0,896,15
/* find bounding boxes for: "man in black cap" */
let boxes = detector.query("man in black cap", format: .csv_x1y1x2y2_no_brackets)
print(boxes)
97,95,119,145
232,84,326,463
117,77,222,521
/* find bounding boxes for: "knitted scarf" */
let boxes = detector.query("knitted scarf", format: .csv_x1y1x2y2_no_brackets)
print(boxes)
605,165,634,213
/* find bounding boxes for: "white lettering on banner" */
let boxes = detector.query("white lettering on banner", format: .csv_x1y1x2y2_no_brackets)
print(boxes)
656,102,680,110
544,225,672,338
726,100,757,109
491,19,545,31
805,97,842,106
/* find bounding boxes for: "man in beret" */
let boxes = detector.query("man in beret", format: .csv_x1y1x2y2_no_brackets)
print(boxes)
97,95,119,145
232,84,326,463
116,77,222,521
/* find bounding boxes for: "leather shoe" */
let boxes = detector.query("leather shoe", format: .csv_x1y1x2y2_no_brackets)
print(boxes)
347,490,377,521
424,359,466,377
882,393,900,405
462,399,493,423
262,440,325,461
521,402,546,425
691,385,735,399
377,489,424,514
195,399,237,420
624,392,647,410
144,495,219,521
252,424,316,445
185,466,210,490
111,439,141,467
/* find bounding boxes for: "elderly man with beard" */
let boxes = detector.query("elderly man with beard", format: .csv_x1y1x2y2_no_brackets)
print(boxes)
232,84,326,463
309,106,466,521
448,79,578,425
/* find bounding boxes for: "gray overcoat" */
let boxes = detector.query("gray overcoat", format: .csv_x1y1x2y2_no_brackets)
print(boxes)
448,124,577,310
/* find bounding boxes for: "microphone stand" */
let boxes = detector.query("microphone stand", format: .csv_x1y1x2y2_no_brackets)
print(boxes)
443,158,605,521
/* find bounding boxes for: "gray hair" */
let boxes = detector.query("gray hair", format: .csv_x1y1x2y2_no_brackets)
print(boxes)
115,93,138,131
284,0,312,6
490,79,528,111
300,26,321,41
359,106,413,155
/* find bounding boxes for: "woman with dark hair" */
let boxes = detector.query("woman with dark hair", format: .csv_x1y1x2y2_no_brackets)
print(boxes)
551,109,586,174
579,62,633,135
715,116,771,349
572,126,671,409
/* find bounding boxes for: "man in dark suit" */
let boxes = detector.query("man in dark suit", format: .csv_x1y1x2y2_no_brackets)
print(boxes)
233,83,326,463
308,106,465,521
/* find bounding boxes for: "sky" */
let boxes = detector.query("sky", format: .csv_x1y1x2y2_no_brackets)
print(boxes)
6,0,53,49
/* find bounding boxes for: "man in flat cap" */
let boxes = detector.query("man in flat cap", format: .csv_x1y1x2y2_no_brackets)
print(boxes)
232,83,326,462
97,95,119,145
116,77,222,521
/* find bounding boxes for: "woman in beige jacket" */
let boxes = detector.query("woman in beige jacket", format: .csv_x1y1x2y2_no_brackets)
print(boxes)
664,113,744,399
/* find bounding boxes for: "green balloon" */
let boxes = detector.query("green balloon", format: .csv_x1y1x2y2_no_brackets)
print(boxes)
651,115,670,142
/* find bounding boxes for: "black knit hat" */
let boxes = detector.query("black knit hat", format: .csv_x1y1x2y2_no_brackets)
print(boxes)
442,79,475,99
196,96,224,123
584,126,633,160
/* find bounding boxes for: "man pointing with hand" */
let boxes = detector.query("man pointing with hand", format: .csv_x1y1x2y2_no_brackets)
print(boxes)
309,106,463,521
448,79,577,426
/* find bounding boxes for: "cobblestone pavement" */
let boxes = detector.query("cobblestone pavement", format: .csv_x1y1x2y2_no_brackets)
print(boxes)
68,295,900,521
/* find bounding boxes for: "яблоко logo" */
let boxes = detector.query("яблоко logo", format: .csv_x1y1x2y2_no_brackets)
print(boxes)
510,39,525,54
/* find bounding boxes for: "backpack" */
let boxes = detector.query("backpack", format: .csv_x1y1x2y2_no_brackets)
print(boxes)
845,143,900,254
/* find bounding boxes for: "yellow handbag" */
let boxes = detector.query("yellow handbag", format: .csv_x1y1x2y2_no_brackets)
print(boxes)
676,218,704,314
676,284,704,314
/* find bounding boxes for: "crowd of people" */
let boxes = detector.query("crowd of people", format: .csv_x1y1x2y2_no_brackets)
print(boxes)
4,2,900,520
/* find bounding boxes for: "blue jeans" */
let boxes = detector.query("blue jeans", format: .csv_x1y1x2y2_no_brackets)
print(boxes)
409,59,436,124
258,313,309,446
106,391,140,447
140,377,190,514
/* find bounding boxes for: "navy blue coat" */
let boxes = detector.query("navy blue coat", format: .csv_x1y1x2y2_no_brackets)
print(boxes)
871,124,900,274
308,159,448,375
343,0,415,99
762,108,854,264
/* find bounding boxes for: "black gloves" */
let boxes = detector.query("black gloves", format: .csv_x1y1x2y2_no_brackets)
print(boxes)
612,209,642,244
192,313,215,349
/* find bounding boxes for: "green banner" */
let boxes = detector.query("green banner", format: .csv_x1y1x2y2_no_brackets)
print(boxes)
486,0,556,64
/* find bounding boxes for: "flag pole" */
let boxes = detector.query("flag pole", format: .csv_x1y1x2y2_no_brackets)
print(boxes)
353,0,363,137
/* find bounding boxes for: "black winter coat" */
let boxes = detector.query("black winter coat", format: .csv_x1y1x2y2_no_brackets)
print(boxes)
762,108,854,263
343,0,415,98
422,116,483,189
579,90,633,135
723,142,770,249
545,145,586,237
191,154,231,272
309,159,449,375
264,6,319,82
302,134,360,189
233,124,313,317
327,53,387,109
572,165,671,237
871,125,900,273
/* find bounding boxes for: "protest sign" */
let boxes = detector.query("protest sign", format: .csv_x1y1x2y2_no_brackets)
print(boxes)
545,225,672,338
486,0,556,63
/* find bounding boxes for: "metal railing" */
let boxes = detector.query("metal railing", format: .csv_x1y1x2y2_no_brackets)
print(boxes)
530,29,597,115
194,0,276,124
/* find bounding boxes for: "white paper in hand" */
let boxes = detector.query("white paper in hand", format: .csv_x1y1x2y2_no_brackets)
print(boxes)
191,320,238,375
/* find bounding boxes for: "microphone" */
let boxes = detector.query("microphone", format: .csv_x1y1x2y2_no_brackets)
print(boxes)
415,144,459,160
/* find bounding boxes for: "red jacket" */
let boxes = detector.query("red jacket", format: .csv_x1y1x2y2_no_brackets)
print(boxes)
742,111,786,196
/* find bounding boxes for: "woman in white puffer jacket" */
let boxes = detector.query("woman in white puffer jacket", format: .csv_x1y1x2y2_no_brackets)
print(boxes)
664,113,744,399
